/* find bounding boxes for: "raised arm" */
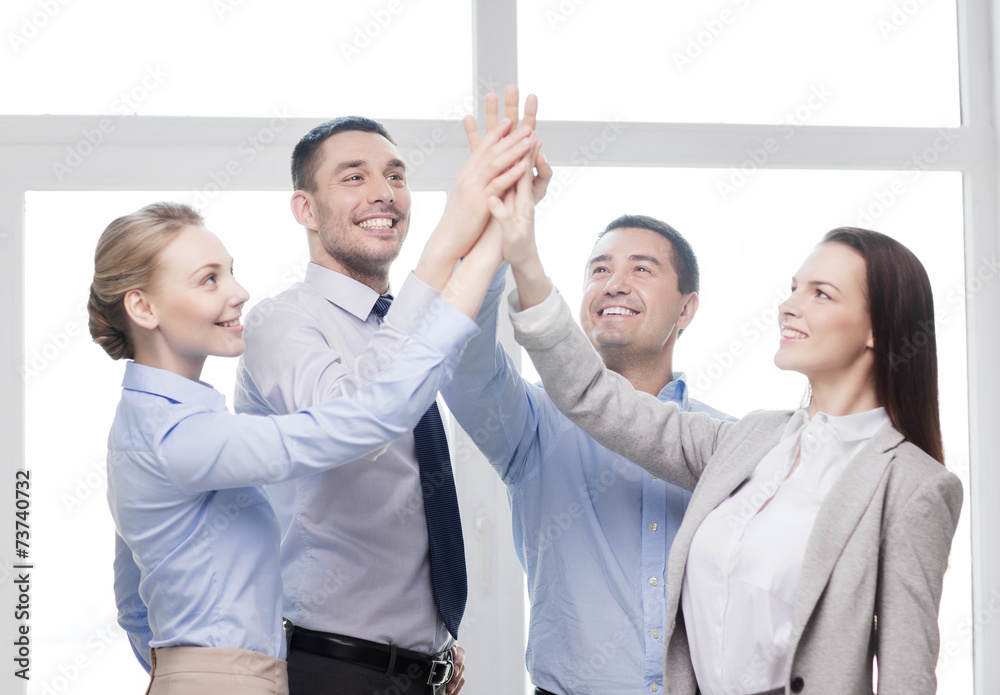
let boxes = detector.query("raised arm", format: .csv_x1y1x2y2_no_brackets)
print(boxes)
438,86,564,480
237,118,536,415
488,157,728,490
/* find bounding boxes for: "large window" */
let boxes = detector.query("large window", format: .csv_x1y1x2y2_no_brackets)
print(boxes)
517,0,960,126
3,0,472,119
2,2,997,694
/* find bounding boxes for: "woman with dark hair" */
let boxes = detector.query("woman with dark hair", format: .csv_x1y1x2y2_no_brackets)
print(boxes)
488,158,962,695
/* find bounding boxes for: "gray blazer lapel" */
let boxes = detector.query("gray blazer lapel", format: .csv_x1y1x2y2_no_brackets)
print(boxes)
665,415,790,629
790,422,905,639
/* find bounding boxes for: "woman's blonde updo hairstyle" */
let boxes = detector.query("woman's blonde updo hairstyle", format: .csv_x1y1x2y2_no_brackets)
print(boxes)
88,202,204,360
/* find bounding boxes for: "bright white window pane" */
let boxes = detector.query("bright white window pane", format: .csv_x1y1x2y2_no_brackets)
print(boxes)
524,167,970,692
5,0,471,118
518,1,960,127
24,189,444,694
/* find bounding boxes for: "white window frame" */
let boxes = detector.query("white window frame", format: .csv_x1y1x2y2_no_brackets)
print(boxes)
1,1,997,692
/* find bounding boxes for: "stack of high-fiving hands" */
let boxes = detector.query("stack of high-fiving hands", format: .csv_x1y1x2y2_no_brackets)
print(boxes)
415,85,555,327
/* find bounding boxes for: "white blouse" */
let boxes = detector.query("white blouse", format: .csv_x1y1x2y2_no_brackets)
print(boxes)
682,406,890,695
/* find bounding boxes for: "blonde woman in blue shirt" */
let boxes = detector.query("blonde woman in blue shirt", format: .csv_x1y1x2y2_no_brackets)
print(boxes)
90,123,539,695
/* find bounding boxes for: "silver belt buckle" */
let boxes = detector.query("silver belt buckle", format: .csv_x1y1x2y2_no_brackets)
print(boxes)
426,657,454,686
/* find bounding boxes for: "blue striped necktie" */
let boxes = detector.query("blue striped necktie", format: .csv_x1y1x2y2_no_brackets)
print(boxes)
371,293,467,638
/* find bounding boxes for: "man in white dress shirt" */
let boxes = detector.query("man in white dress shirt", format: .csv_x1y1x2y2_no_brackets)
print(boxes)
234,115,534,695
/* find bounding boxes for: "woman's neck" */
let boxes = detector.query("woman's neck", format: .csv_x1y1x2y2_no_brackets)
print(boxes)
132,341,206,383
807,372,880,417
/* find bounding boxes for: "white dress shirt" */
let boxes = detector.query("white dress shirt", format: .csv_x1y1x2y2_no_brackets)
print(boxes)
683,406,890,695
234,264,456,653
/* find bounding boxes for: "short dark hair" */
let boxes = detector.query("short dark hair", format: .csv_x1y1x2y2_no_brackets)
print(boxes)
291,116,396,192
598,214,700,294
821,227,944,464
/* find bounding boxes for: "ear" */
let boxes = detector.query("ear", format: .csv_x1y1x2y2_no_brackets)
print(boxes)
675,292,700,331
123,289,158,331
291,190,317,229
866,327,874,350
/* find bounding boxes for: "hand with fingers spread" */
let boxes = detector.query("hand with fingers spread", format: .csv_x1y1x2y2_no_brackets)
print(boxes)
465,84,553,205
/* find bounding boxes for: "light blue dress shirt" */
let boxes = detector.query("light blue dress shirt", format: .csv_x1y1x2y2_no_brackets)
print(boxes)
111,289,475,671
441,268,733,695
234,266,455,653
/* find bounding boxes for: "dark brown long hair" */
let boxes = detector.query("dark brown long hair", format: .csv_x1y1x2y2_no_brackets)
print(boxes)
822,227,944,463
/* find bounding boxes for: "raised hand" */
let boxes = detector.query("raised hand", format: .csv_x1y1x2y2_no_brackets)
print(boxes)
464,84,552,205
414,118,533,290
487,141,551,310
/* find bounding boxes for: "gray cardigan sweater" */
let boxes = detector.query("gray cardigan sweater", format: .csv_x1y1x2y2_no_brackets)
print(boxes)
510,289,963,695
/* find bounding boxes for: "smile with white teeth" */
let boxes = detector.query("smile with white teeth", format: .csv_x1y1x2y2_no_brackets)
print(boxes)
217,318,241,328
357,218,394,229
781,327,807,339
600,307,637,316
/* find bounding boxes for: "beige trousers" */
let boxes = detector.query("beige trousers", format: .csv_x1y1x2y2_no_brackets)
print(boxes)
145,646,288,695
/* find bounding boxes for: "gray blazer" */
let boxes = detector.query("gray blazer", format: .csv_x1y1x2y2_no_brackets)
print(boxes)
511,292,963,695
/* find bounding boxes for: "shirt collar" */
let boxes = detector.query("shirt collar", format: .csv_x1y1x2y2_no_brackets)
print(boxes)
122,361,227,411
304,262,389,321
783,406,890,443
658,372,690,410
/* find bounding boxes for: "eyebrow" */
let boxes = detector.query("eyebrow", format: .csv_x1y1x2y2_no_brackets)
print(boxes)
187,258,233,280
332,158,407,176
188,263,220,280
332,159,367,175
588,253,663,267
792,277,841,293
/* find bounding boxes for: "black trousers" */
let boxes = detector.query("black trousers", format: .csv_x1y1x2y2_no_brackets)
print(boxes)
287,646,447,695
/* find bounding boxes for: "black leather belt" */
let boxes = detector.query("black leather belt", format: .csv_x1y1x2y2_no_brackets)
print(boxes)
286,622,454,687
535,689,559,695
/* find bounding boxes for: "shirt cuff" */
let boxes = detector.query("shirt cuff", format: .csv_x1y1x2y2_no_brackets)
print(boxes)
385,272,440,334
507,282,561,331
415,298,480,355
508,283,579,351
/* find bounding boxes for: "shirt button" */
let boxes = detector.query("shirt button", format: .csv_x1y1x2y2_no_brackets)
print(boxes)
820,414,828,423
649,522,658,532
651,630,660,639
649,577,659,587
651,684,660,692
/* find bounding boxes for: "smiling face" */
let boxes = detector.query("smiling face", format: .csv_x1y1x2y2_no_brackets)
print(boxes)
580,227,696,373
774,242,874,383
295,130,411,288
139,225,250,379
